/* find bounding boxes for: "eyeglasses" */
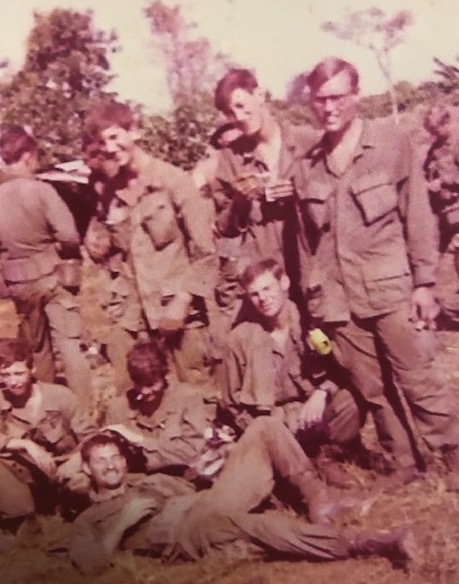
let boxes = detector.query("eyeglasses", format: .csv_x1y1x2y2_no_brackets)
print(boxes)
312,93,355,108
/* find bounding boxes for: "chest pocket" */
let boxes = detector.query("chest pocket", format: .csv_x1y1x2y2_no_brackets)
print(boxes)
299,180,334,231
351,173,398,225
140,189,181,250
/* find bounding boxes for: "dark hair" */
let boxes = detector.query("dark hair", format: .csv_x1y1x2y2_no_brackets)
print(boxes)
81,432,126,464
84,99,135,139
214,68,258,115
239,258,284,289
0,124,37,165
127,340,169,386
307,57,359,95
0,338,33,369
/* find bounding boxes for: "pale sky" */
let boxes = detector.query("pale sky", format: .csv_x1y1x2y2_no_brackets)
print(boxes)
0,0,457,113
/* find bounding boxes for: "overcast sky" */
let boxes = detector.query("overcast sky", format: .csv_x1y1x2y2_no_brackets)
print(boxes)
0,0,457,112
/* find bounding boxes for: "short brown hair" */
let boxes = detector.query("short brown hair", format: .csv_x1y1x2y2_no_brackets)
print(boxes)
0,339,33,369
84,99,135,139
81,433,126,464
239,258,284,289
127,340,169,386
214,69,258,115
0,124,37,165
307,57,359,95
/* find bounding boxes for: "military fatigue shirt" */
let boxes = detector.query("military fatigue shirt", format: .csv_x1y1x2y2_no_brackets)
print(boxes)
423,135,459,230
223,301,314,411
69,473,194,575
98,148,217,330
104,382,215,472
0,177,80,283
0,381,94,456
295,118,439,322
213,124,316,265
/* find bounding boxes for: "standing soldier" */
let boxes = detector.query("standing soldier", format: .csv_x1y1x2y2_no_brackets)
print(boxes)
295,57,459,490
423,104,459,326
0,125,91,400
83,100,217,389
211,68,317,319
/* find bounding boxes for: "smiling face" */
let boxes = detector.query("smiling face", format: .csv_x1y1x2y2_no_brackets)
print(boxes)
226,88,265,136
0,360,33,402
84,443,128,491
246,270,290,320
98,125,137,170
310,69,359,136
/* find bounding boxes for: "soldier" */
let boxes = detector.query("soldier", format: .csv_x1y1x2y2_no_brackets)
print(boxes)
0,339,93,531
221,257,369,487
83,100,218,389
0,125,91,399
60,337,350,528
423,104,459,326
295,57,459,490
211,68,317,318
68,432,415,575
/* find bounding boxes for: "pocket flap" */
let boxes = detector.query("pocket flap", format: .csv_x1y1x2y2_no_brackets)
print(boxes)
362,258,410,282
302,180,334,203
352,172,391,193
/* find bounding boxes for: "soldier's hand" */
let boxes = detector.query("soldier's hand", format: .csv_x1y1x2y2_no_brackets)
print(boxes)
119,497,157,527
264,179,294,202
24,441,57,478
410,286,440,330
300,389,327,428
231,173,267,201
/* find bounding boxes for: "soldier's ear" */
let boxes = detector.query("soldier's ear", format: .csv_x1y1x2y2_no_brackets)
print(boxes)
253,87,266,105
82,462,90,476
280,274,290,292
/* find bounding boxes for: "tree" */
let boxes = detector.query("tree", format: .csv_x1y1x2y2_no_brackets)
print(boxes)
322,7,414,123
144,0,231,107
0,9,119,166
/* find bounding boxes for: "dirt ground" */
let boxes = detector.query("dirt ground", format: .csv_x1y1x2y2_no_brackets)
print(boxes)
0,252,459,584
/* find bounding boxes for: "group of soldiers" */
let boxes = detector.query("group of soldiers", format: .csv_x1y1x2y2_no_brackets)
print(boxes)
0,56,458,574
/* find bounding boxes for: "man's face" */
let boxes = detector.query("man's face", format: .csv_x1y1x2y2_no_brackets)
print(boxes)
0,361,33,400
227,88,265,136
84,443,128,491
133,377,167,404
311,70,359,135
246,270,289,320
99,125,137,170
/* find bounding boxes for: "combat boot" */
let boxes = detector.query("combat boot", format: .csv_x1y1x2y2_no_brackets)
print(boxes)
349,527,417,567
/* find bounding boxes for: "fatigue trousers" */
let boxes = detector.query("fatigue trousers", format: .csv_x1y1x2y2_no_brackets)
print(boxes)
7,272,92,402
332,303,459,466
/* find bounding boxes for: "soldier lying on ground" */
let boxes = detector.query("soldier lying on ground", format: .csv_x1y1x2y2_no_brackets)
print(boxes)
67,432,416,575
60,339,363,527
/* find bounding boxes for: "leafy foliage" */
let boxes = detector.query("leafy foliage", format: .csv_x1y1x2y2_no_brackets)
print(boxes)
0,9,119,167
322,7,414,122
144,0,232,107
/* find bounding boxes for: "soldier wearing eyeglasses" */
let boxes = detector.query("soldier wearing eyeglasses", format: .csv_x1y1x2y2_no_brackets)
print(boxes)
294,57,459,490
